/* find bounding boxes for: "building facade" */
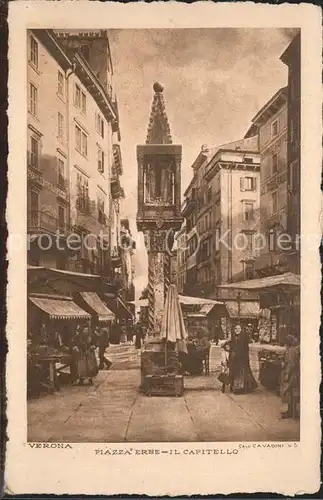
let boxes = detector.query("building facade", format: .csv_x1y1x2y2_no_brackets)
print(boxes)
245,87,289,276
280,32,301,274
175,221,187,293
181,145,212,296
182,138,260,297
27,30,126,285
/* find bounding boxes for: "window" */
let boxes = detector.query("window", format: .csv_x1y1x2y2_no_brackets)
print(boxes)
97,189,106,224
272,191,278,214
30,190,39,213
207,185,212,203
96,113,104,138
58,206,65,231
75,125,88,157
29,36,38,68
243,201,254,221
58,71,64,96
240,176,256,192
29,136,39,168
57,112,64,140
74,84,87,114
76,171,90,213
74,84,81,108
98,148,105,173
81,92,87,114
272,153,278,174
29,83,38,116
271,119,278,138
244,157,253,163
57,158,65,187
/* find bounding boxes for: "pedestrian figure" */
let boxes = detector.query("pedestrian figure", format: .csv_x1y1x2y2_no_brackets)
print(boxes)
218,341,231,392
135,322,142,350
74,326,98,385
280,334,300,419
229,324,257,394
127,321,134,344
70,325,81,384
212,324,221,345
93,326,112,370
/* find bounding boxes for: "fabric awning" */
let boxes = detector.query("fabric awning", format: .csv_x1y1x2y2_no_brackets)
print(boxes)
129,296,223,307
178,294,223,306
104,295,133,319
217,273,300,291
118,298,133,318
79,292,115,322
225,301,260,319
29,295,91,320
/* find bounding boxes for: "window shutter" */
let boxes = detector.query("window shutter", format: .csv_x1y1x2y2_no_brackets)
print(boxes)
240,177,244,191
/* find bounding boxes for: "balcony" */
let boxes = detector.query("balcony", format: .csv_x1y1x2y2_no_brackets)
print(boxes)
113,144,123,176
28,210,69,236
111,245,122,268
111,179,125,200
181,197,197,217
27,164,43,189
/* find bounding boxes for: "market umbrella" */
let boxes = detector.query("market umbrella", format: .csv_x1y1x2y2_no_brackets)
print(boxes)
160,284,188,371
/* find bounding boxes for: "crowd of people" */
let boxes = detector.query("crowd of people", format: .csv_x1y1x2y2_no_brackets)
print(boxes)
28,318,300,420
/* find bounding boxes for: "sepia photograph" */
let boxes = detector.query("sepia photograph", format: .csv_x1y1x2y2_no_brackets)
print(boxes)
5,1,321,496
26,26,301,443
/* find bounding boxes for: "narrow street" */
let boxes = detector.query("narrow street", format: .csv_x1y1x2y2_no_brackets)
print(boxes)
28,344,299,443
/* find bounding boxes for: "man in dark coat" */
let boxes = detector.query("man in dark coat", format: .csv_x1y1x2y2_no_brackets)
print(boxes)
93,325,112,370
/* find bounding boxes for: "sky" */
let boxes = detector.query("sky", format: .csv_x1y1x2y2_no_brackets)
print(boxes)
108,28,299,297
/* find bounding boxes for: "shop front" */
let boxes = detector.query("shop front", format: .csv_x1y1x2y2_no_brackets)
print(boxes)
217,272,300,391
27,293,91,396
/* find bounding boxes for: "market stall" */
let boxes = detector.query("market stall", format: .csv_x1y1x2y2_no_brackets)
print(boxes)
258,344,286,392
217,272,300,389
28,293,91,396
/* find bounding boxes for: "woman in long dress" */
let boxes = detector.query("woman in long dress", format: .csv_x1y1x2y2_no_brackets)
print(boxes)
280,335,300,419
229,324,257,394
74,326,98,385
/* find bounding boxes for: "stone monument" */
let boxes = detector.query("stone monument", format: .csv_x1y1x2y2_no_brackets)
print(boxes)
136,83,183,335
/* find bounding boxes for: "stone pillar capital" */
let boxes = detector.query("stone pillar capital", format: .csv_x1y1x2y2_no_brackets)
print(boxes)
144,229,168,253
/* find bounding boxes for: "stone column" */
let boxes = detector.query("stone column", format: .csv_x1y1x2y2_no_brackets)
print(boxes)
144,230,170,335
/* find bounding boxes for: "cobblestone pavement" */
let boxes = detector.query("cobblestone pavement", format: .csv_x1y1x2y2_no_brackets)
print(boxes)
27,344,300,443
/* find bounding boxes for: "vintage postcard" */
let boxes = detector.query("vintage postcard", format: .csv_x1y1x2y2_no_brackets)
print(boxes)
5,1,322,496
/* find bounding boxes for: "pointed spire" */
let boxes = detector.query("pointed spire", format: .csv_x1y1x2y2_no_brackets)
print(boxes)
146,82,173,145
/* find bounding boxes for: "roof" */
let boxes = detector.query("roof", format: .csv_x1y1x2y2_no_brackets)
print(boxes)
280,32,301,65
225,300,260,319
51,268,100,279
29,296,90,320
249,87,288,127
200,304,218,315
178,295,223,306
212,136,259,155
80,292,115,322
217,273,300,291
146,83,172,144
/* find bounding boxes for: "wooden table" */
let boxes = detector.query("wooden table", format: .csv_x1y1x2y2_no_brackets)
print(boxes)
30,353,72,393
